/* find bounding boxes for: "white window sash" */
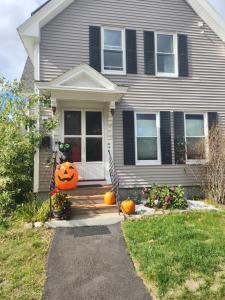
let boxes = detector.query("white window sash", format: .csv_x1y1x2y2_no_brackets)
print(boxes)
184,113,209,164
155,32,178,77
101,27,126,75
135,112,161,165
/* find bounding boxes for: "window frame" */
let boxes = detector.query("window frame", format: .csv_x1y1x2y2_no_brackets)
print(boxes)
155,32,178,78
101,26,126,75
184,112,209,164
134,112,161,166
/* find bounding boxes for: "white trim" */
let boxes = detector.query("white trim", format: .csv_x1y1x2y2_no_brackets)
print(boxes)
155,32,178,78
101,27,126,75
134,112,161,166
34,41,40,81
17,0,74,63
184,112,209,165
35,64,128,97
186,0,225,43
33,86,40,193
18,0,225,65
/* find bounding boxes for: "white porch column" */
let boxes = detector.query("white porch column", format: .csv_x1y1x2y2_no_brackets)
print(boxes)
51,97,59,151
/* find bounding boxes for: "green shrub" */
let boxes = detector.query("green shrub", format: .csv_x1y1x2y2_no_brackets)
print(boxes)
0,78,56,214
144,184,188,209
36,201,50,222
0,191,16,217
15,197,50,223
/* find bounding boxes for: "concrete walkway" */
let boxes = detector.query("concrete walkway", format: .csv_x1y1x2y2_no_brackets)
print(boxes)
43,224,151,300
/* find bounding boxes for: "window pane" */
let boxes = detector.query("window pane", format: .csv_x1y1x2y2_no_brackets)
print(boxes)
157,54,175,73
86,112,102,135
157,34,174,53
104,50,123,70
137,114,156,137
186,115,204,137
86,138,102,162
64,137,81,162
187,137,205,160
137,137,158,160
64,111,81,135
104,29,122,49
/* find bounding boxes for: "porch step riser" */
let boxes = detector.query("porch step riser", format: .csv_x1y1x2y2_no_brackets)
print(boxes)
69,195,104,201
71,206,118,215
68,185,112,197
69,199,104,205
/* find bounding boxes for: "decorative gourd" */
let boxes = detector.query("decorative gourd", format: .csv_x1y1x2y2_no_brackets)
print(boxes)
121,199,136,215
104,191,116,205
55,162,78,190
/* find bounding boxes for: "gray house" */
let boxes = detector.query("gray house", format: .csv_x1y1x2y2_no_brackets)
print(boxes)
18,0,225,197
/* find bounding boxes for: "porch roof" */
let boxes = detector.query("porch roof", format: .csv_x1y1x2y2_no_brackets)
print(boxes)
35,64,128,102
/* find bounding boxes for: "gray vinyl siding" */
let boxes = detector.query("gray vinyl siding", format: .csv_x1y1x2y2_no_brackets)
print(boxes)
39,0,225,189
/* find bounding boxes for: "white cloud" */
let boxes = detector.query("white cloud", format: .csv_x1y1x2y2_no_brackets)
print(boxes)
0,0,225,81
0,0,46,81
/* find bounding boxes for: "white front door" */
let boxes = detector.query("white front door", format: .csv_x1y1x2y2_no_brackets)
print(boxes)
63,110,105,181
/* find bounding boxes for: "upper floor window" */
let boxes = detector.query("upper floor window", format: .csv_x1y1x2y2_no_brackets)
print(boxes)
101,27,126,75
185,113,208,163
155,33,178,77
135,112,161,165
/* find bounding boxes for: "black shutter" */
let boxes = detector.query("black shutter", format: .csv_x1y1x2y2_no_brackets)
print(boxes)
123,111,135,165
178,34,189,77
144,31,155,75
126,29,137,74
208,112,218,131
160,112,172,164
174,112,186,164
89,26,101,72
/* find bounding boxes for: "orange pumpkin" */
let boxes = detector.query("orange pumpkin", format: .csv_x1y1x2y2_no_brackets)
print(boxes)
121,199,136,215
55,162,78,190
104,191,116,205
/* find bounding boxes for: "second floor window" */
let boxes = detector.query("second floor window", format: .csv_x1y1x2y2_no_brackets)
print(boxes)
155,33,178,77
101,27,126,75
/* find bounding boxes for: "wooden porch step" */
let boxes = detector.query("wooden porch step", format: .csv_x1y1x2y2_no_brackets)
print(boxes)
68,185,112,196
71,204,118,215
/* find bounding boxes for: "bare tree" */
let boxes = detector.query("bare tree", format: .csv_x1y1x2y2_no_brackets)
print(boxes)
186,125,225,204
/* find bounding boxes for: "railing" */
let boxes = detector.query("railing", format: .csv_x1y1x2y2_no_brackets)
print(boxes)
108,150,121,214
49,150,58,219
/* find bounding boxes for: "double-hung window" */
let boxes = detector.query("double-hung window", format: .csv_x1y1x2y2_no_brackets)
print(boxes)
135,113,161,165
155,33,178,77
185,113,208,163
101,27,126,75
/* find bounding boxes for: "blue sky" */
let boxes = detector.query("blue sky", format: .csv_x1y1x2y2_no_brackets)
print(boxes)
0,0,224,81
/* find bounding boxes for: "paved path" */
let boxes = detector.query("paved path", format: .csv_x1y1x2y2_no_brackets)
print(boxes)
43,224,150,300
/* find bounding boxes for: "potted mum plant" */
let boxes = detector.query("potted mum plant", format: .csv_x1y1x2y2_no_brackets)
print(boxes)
51,192,72,220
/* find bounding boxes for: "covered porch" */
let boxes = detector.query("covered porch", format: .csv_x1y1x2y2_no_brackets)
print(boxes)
36,64,127,186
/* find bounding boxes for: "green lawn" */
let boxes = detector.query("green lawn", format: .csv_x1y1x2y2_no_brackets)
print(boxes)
122,211,225,300
0,222,52,300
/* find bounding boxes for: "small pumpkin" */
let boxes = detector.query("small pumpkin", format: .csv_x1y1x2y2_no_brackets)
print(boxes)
104,191,116,205
55,162,78,190
121,199,136,215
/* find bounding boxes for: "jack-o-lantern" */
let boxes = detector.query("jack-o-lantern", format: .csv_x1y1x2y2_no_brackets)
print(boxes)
55,162,78,190
104,191,116,205
121,199,136,215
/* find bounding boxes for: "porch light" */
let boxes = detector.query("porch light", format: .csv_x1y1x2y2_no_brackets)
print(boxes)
51,98,57,115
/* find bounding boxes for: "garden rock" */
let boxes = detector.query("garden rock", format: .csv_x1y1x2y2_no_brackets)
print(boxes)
34,222,43,228
23,222,33,229
187,200,218,211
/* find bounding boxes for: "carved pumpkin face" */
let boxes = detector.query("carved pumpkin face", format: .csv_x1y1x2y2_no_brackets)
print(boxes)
55,162,78,190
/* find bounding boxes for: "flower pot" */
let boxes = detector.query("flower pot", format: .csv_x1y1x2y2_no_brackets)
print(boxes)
53,210,62,219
